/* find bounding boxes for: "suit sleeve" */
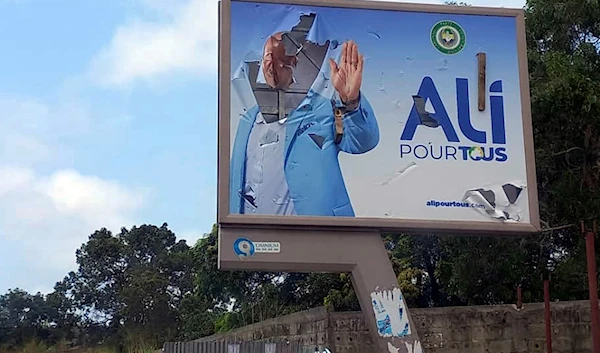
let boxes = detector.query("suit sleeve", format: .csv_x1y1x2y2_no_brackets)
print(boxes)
337,93,380,154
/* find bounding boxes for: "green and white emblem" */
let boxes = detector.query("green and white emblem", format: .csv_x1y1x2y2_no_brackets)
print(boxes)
431,20,466,55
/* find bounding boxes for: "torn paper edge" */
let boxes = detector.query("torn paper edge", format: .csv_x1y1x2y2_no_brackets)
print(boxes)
370,287,412,338
462,180,527,222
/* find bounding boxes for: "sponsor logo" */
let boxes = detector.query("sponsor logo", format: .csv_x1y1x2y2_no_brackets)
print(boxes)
431,20,466,55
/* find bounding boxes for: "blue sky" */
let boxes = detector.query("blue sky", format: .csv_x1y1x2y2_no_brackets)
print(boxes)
0,0,525,295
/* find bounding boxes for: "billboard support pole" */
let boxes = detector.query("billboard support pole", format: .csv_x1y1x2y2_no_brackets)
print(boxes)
582,220,600,353
218,226,424,353
349,243,423,353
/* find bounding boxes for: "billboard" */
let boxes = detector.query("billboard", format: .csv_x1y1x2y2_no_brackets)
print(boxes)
218,0,540,233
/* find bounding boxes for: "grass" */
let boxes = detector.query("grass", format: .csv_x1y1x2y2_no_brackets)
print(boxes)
0,341,116,353
122,330,161,353
0,339,158,353
0,329,162,353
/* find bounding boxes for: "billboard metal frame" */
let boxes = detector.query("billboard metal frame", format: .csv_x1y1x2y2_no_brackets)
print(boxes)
217,0,540,235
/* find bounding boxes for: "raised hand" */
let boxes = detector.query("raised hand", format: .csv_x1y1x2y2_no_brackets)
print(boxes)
328,40,364,103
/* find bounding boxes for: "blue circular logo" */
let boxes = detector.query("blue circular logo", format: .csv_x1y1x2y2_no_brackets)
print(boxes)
233,238,255,258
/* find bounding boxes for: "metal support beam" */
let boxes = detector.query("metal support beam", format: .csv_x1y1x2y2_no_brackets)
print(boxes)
544,278,552,353
583,220,600,353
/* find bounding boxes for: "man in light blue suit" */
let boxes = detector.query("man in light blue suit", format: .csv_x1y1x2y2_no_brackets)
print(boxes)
230,13,379,217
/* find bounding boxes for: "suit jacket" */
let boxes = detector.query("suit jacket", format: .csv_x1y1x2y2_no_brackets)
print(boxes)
230,89,380,218
229,30,379,217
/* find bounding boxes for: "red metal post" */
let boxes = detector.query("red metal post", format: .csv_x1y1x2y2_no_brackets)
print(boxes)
584,220,600,353
517,285,522,309
544,279,552,353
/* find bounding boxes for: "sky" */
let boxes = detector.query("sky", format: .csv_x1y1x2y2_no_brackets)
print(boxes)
0,0,526,295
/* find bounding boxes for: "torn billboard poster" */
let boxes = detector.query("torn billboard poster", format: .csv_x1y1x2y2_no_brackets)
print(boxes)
225,0,536,227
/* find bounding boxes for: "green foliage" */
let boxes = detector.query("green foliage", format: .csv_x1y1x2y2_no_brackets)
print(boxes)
214,312,241,334
178,295,222,340
526,0,600,230
56,223,197,347
0,289,60,348
322,273,360,312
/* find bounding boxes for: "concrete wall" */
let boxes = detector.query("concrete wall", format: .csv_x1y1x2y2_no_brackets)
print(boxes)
195,307,332,348
195,301,596,353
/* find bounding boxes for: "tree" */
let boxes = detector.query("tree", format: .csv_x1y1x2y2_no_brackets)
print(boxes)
0,289,54,348
64,223,194,347
525,0,600,294
527,0,600,231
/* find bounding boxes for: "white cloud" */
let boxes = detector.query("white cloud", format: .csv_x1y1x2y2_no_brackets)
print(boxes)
0,165,148,285
0,96,93,168
0,95,148,294
88,0,525,87
41,169,148,230
89,0,218,87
